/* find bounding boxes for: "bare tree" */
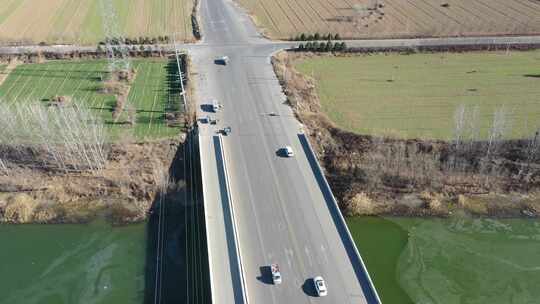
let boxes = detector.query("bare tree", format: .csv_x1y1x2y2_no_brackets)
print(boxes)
0,101,107,173
454,104,466,147
466,105,480,153
520,128,540,183
487,106,512,158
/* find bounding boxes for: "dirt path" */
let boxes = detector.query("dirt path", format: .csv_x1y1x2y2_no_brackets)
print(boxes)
0,59,21,87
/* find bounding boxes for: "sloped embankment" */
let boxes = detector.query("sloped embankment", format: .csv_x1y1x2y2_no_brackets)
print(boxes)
0,138,184,224
272,52,540,218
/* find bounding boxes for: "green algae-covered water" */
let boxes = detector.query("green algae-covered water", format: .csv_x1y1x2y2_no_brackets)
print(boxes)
348,216,540,304
0,221,146,304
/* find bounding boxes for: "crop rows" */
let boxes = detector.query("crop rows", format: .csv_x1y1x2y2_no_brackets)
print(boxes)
0,0,194,45
0,59,182,140
237,0,540,39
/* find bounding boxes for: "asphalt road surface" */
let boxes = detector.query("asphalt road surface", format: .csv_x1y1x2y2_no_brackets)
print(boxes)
190,0,540,303
193,0,379,303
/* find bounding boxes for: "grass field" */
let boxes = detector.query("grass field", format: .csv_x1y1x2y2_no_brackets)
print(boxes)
295,50,540,140
0,59,184,140
238,0,540,40
0,0,194,45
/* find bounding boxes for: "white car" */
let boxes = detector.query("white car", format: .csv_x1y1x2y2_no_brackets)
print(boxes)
271,264,282,284
313,276,327,297
284,146,294,157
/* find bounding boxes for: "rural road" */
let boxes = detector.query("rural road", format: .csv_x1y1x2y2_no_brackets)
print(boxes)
2,35,540,55
2,1,539,304
189,0,540,303
193,0,379,303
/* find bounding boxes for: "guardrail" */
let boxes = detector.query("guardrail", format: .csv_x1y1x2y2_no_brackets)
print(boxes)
298,133,382,304
216,134,249,304
198,131,216,304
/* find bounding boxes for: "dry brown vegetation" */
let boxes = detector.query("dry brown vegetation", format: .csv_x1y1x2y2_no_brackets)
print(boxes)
239,0,540,40
103,69,137,122
0,138,182,224
273,51,540,217
0,100,186,224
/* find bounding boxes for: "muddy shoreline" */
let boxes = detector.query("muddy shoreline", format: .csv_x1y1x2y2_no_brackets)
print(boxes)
272,51,540,218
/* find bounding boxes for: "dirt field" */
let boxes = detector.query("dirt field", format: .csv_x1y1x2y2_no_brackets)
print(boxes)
0,0,194,45
293,50,540,140
237,0,540,40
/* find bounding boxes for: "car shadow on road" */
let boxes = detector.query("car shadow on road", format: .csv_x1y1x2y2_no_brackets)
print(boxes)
256,266,273,285
201,104,215,112
302,279,317,297
275,148,287,158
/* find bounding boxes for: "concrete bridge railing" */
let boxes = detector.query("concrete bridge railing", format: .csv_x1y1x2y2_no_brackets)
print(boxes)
298,133,382,304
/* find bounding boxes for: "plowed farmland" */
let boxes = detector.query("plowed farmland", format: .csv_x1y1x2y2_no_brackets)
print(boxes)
0,0,194,45
237,0,540,39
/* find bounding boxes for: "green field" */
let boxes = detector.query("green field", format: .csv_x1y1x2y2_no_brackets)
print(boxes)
295,51,540,139
0,59,183,140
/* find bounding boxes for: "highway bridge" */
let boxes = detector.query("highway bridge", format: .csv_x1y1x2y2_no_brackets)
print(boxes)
191,0,380,302
181,0,540,302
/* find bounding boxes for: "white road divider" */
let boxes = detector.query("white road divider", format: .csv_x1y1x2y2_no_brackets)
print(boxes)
217,134,250,304
198,133,216,303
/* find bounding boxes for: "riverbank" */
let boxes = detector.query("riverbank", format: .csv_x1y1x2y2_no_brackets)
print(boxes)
272,51,540,218
0,138,183,224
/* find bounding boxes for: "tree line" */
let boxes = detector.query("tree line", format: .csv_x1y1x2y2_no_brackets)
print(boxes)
297,41,347,52
98,36,171,46
292,33,341,41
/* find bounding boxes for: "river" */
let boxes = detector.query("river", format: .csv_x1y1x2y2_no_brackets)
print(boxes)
2,215,538,304
348,216,540,304
0,198,210,304
0,220,146,304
